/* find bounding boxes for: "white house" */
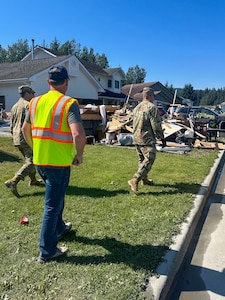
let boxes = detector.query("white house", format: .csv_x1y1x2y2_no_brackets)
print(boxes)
0,46,126,111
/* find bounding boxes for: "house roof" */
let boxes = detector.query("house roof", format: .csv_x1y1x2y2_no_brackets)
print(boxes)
103,68,125,78
0,55,71,80
21,45,62,61
80,59,108,76
38,46,61,56
80,60,126,79
98,89,126,100
121,82,159,97
121,82,174,103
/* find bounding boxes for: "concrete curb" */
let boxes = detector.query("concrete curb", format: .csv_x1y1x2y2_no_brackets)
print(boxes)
146,150,225,300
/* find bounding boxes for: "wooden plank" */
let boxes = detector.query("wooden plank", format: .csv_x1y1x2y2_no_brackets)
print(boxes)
194,139,225,150
112,117,123,126
81,113,102,120
157,140,189,148
106,121,122,132
125,125,133,133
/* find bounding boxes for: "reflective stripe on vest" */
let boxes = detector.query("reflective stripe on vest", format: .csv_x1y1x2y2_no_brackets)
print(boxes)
30,95,75,143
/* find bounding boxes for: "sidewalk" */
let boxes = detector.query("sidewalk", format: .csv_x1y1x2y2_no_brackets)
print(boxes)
146,150,225,300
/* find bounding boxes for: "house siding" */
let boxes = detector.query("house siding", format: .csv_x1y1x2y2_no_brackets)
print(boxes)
0,56,103,111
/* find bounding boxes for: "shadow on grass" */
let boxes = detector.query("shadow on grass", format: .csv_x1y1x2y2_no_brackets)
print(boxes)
20,182,201,198
67,182,200,198
19,186,128,198
138,182,201,196
0,150,21,163
67,186,128,197
61,234,168,272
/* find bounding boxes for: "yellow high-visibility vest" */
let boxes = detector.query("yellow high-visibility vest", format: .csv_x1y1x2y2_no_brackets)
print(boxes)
29,90,78,166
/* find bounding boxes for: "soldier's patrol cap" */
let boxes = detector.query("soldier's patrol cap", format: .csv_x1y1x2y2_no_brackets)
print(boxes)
142,87,154,94
18,85,35,95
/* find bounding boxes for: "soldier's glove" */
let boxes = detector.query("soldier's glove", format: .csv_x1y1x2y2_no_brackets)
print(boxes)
161,138,167,148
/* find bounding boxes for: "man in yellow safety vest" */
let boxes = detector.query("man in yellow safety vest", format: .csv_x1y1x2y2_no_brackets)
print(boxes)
22,65,86,263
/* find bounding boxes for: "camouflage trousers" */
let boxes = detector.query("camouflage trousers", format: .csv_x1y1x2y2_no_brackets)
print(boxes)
133,145,156,182
15,144,36,180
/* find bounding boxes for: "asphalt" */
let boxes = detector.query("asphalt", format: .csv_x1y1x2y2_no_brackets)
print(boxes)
0,120,11,137
146,150,225,299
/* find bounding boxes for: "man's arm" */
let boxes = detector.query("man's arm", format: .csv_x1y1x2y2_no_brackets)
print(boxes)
150,106,164,140
69,122,86,166
22,121,33,149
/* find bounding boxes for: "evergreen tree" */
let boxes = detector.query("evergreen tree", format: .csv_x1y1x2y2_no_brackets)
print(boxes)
6,39,29,62
80,46,89,61
41,40,48,48
88,48,96,63
182,84,195,102
49,37,60,51
0,45,7,63
58,39,81,56
125,65,146,84
165,81,175,93
95,53,109,68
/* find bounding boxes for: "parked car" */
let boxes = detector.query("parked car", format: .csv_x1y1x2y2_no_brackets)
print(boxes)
173,106,225,138
174,106,225,123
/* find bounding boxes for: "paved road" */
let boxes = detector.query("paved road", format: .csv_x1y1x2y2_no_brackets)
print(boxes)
168,155,225,299
0,120,11,137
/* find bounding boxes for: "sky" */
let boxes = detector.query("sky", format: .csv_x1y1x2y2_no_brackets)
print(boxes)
1,0,225,90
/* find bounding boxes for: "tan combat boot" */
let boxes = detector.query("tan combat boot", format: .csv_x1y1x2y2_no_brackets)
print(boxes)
128,178,139,195
141,178,154,186
28,177,43,187
5,176,21,197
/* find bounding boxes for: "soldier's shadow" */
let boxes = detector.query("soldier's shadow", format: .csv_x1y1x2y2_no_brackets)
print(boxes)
0,150,21,162
60,234,168,272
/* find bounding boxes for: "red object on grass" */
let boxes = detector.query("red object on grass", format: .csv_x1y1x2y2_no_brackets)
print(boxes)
20,216,29,225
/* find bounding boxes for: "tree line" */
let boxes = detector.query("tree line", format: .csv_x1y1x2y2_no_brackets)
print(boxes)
1,38,225,107
165,83,225,107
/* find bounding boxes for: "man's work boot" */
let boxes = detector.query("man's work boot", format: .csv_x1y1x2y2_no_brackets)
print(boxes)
141,178,154,186
4,176,21,198
128,178,139,195
29,179,43,187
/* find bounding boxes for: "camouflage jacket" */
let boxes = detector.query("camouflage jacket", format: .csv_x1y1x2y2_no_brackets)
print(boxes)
10,98,29,146
133,99,164,145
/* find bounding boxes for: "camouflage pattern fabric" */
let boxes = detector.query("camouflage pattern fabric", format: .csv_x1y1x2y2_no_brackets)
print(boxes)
133,99,164,146
132,99,164,182
10,97,36,179
15,144,36,180
133,145,156,181
10,98,29,146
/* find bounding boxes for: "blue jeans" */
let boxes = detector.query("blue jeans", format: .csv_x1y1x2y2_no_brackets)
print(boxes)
36,166,70,259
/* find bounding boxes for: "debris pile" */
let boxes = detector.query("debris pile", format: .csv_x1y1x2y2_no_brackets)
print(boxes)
80,104,225,154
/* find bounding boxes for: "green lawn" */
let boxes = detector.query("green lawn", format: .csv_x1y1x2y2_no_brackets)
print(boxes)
0,137,219,299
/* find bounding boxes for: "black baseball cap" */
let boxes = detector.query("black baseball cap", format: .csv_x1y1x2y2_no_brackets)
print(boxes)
48,65,70,81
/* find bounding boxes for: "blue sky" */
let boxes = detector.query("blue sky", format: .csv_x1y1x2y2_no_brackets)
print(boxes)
1,0,225,90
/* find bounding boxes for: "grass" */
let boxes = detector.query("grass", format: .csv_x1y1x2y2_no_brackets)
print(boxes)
0,137,219,300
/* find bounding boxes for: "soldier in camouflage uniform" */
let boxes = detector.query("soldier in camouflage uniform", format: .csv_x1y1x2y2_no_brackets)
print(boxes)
128,87,166,195
4,85,42,197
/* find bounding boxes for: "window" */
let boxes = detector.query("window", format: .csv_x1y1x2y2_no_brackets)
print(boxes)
108,80,112,88
115,80,119,89
196,108,217,120
0,96,5,109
